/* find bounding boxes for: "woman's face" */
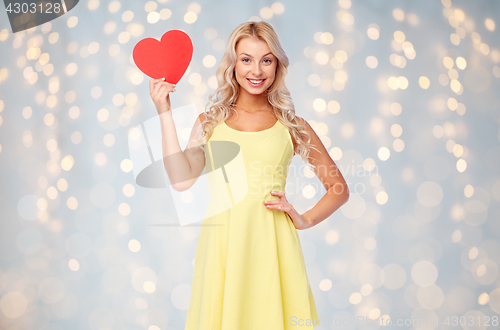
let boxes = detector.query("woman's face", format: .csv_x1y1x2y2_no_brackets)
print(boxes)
234,37,277,96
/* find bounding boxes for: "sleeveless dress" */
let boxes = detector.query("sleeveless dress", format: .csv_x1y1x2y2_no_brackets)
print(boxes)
184,119,319,330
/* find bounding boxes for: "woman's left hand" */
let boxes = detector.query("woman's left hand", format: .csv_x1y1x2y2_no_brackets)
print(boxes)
264,191,310,230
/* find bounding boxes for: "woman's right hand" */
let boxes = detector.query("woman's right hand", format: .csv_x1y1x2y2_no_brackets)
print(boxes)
149,78,176,115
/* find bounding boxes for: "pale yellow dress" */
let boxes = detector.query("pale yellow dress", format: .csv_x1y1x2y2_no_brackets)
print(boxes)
184,119,318,329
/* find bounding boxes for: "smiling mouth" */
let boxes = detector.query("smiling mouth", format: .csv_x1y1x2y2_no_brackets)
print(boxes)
247,78,266,86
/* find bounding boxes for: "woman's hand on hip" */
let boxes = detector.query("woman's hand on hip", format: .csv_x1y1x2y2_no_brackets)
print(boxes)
263,191,311,230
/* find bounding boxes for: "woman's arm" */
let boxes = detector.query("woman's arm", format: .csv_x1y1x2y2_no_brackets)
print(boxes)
150,79,205,192
159,112,207,192
296,117,350,228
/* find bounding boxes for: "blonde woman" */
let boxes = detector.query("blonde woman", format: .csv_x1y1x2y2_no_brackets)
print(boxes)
149,21,350,330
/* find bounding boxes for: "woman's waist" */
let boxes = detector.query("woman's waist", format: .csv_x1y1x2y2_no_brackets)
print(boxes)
206,181,286,202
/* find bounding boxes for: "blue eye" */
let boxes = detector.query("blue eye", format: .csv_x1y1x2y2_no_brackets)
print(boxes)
242,58,272,63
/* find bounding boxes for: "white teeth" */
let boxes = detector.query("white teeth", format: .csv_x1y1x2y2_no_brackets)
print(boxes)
249,79,264,83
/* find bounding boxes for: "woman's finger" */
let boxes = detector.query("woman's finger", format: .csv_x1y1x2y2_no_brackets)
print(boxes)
164,82,176,92
264,201,283,209
151,79,162,97
152,80,166,96
270,191,287,201
265,203,279,209
149,78,164,91
160,87,173,105
158,88,170,104
155,81,175,95
153,83,172,99
155,86,167,102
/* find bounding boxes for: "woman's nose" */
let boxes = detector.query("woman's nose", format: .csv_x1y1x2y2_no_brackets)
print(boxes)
251,63,263,76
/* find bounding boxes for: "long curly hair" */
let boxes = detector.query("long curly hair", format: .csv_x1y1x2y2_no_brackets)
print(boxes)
196,21,318,170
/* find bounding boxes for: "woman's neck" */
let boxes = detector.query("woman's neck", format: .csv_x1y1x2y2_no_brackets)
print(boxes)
235,89,272,113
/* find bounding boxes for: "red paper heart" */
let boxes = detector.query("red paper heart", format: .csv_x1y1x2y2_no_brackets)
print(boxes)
133,30,193,85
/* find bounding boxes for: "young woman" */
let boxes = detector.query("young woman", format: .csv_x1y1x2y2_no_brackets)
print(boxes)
149,21,350,330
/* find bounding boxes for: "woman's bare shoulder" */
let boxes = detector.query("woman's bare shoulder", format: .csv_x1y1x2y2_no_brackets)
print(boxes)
287,115,306,154
187,112,208,146
294,116,315,144
192,112,210,131
197,112,207,123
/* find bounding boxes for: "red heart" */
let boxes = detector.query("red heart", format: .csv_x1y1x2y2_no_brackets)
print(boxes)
133,30,193,85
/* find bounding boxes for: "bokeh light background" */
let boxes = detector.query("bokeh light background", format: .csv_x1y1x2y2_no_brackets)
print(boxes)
1,0,500,329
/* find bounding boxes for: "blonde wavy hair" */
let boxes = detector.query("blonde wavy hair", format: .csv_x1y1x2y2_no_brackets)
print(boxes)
197,21,318,170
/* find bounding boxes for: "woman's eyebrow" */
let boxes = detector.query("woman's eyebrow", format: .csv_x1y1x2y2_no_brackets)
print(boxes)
239,52,273,58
